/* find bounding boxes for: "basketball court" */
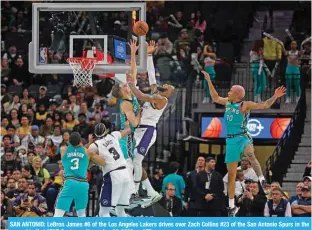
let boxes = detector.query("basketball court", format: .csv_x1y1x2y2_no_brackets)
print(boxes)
29,2,148,85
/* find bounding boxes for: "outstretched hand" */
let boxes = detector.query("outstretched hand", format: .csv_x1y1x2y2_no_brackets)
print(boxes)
147,40,157,54
126,72,133,83
274,86,287,98
128,39,139,54
201,70,211,81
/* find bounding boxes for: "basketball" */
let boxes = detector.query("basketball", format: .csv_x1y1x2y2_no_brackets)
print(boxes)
133,21,149,36
202,117,222,138
270,118,291,139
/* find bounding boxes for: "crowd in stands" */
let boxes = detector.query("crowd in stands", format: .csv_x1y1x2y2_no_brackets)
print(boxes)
1,1,311,224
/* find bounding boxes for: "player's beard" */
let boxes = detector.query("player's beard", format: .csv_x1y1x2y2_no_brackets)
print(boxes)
156,86,168,92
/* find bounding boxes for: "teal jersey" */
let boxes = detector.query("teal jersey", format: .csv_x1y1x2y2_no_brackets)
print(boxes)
62,144,89,179
224,101,249,136
119,96,140,133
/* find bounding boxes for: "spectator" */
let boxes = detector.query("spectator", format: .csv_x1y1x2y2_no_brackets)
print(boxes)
1,58,11,86
223,156,258,195
1,135,13,150
34,104,48,127
193,11,206,33
1,84,7,101
268,182,289,199
4,178,18,200
151,168,164,193
4,125,20,147
78,102,92,120
173,29,192,55
25,152,36,168
4,45,18,67
68,94,80,116
137,73,151,94
8,109,20,128
63,112,78,131
184,156,205,216
35,143,49,166
15,177,29,198
47,125,63,148
73,113,90,140
195,157,225,217
236,181,267,217
20,88,30,105
262,36,282,87
289,182,304,204
3,95,21,114
159,183,182,217
36,86,49,108
13,182,47,217
1,190,14,229
303,162,311,178
21,165,35,183
21,125,45,152
162,161,185,201
30,156,50,193
1,148,21,172
155,34,173,56
39,117,54,137
303,176,311,186
264,187,291,217
16,115,31,140
291,185,311,217
235,170,246,197
11,56,29,87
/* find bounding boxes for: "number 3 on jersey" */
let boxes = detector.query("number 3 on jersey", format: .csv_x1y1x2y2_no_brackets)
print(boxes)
70,158,79,170
109,147,120,160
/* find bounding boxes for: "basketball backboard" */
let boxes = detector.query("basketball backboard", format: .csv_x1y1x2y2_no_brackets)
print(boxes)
29,2,147,75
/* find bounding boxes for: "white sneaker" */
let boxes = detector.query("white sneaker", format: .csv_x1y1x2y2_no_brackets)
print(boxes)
296,97,300,103
285,97,291,104
141,192,162,208
202,98,208,103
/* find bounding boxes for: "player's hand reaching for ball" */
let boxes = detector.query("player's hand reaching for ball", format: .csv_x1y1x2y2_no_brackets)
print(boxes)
147,40,157,55
273,86,286,98
201,70,211,81
128,39,139,54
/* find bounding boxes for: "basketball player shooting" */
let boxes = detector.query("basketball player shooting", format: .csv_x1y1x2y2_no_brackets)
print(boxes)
201,70,286,216
54,132,106,217
127,40,175,207
88,122,132,217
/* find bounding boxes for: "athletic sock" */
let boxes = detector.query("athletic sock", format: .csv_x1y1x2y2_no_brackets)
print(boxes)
142,178,156,197
229,198,235,209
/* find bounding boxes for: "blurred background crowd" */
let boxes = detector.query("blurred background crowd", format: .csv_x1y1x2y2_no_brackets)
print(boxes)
1,0,311,224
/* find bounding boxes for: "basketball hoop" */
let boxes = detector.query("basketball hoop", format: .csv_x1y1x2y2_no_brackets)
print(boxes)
67,57,98,87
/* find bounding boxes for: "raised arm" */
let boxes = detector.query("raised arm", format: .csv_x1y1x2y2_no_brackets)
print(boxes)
201,70,228,105
242,86,286,111
87,149,106,167
119,121,131,138
147,40,158,93
129,39,140,84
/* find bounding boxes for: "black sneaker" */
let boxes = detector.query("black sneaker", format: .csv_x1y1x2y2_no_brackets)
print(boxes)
228,206,238,217
130,193,142,203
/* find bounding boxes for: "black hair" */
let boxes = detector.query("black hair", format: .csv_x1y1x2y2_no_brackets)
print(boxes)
169,161,180,174
69,132,81,146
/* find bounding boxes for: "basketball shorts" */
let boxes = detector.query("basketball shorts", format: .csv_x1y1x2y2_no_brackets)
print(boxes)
133,125,157,156
119,133,135,160
55,178,89,211
100,167,131,207
225,135,253,164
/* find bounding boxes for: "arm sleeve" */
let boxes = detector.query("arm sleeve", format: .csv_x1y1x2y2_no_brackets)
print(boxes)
111,131,122,140
147,56,157,85
88,143,99,154
285,202,292,217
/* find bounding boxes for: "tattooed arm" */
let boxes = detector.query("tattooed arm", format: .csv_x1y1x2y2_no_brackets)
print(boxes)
241,86,286,111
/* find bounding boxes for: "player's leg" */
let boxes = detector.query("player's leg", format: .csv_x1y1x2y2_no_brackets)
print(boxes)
225,140,242,216
73,180,89,217
98,173,114,217
133,127,157,194
53,181,74,217
285,66,292,103
116,175,132,217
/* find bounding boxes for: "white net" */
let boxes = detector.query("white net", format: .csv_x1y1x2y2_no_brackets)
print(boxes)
68,58,98,87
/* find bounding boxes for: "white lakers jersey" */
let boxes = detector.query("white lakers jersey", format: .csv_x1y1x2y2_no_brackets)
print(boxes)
140,98,168,127
89,131,127,175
